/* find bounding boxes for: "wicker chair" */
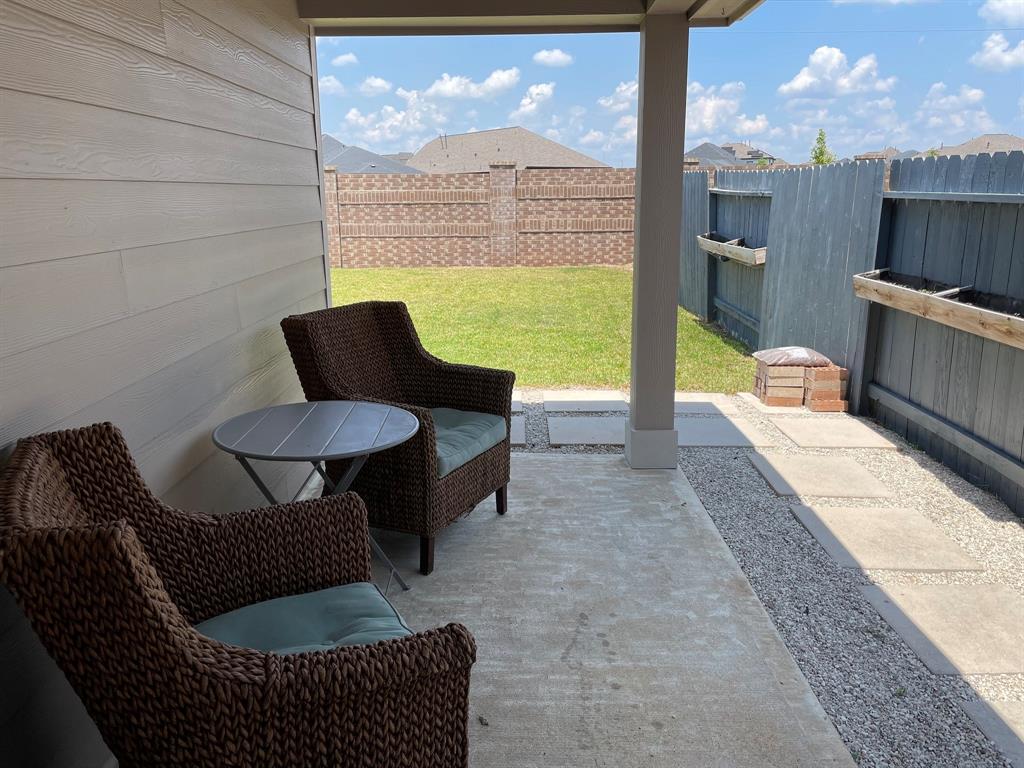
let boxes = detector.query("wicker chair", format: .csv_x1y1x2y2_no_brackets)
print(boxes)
0,423,476,768
281,301,515,576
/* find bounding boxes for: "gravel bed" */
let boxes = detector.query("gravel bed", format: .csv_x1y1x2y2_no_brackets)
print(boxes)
678,395,1022,768
514,391,1022,766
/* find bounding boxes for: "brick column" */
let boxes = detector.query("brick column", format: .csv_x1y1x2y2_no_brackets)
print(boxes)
488,161,517,267
323,167,342,267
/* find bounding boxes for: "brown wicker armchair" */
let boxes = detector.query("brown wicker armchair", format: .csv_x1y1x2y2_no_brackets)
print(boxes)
281,301,515,576
0,423,476,768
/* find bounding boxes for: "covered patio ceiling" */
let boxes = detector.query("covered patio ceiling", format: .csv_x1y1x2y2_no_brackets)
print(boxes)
302,0,763,34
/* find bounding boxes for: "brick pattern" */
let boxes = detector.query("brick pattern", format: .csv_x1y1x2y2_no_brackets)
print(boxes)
325,166,638,268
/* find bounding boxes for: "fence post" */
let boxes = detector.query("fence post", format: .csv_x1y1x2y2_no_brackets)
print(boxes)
489,162,517,267
323,166,341,268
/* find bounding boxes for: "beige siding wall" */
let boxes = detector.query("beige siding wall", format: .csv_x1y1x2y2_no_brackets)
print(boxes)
0,1,327,763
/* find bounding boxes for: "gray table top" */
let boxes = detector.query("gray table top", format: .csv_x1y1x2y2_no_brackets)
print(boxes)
212,401,419,462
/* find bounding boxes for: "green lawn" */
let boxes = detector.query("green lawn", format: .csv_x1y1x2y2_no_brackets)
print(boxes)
331,266,754,392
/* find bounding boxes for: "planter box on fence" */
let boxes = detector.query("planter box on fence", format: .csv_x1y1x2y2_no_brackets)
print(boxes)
696,231,766,267
853,269,1024,352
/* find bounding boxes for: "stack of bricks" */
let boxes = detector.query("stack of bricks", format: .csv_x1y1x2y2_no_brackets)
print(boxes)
803,366,849,412
753,361,806,407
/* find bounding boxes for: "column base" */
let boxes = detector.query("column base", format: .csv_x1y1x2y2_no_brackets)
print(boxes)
624,425,678,469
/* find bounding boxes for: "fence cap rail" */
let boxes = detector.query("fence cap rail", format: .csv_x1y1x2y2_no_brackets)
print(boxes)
883,190,1024,204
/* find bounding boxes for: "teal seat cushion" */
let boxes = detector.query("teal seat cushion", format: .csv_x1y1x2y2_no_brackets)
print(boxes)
195,582,412,654
431,407,507,478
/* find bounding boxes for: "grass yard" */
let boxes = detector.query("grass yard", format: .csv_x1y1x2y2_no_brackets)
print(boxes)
331,266,755,392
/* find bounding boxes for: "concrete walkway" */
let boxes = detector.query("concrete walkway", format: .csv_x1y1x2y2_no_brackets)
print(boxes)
373,454,855,767
510,388,1024,766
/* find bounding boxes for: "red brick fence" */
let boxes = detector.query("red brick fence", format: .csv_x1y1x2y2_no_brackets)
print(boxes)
324,164,636,268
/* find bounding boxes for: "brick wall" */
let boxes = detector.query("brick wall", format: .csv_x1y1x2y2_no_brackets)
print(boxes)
325,165,636,268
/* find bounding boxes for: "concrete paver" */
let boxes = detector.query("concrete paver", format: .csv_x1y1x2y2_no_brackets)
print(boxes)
770,417,897,449
543,390,628,412
861,584,1024,675
750,454,892,498
790,506,982,571
676,416,773,447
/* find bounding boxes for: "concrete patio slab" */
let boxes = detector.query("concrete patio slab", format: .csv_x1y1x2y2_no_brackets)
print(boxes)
770,417,897,449
749,454,892,498
674,392,739,415
372,454,855,767
738,391,807,414
543,389,628,412
675,416,773,447
860,584,1024,675
963,699,1024,768
791,506,983,571
548,416,626,446
510,416,526,446
511,390,523,414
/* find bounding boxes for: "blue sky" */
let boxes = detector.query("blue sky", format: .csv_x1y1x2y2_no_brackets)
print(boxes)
316,0,1024,166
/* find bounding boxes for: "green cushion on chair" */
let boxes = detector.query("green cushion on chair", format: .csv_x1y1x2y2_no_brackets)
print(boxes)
195,582,412,654
431,407,507,478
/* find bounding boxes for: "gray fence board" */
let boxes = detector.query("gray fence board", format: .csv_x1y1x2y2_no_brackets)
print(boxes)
870,150,1024,516
679,171,710,318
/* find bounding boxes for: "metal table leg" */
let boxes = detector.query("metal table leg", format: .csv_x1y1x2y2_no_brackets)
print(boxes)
327,456,411,592
235,455,411,592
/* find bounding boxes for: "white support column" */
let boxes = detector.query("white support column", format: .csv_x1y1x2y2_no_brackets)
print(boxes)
625,13,689,469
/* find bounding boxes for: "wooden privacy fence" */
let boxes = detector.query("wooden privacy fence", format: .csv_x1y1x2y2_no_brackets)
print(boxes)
679,151,1024,516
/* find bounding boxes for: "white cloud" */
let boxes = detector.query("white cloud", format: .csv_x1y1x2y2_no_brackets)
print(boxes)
341,87,448,151
915,82,995,134
686,81,746,134
359,76,393,96
735,113,771,136
331,52,358,67
970,33,1024,71
424,68,520,99
579,129,606,146
778,46,896,98
318,75,345,95
510,82,556,121
533,48,574,67
598,80,639,113
979,0,1024,26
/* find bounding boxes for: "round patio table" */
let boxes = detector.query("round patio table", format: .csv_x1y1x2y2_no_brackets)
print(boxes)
213,400,419,591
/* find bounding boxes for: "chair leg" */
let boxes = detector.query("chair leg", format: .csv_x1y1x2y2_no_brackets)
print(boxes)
419,536,435,576
496,484,507,515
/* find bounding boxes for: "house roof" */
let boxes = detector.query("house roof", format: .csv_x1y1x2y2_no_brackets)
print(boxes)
919,133,1024,158
321,134,422,174
683,142,743,169
720,142,775,161
406,127,607,173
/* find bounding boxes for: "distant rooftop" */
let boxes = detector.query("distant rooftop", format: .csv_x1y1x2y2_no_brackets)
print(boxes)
407,127,607,173
321,134,422,174
919,133,1024,158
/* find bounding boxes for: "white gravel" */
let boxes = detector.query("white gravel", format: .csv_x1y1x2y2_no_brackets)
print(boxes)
516,390,1023,767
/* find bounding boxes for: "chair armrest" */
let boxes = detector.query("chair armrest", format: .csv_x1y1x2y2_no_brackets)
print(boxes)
264,623,476,765
154,493,373,624
409,358,516,419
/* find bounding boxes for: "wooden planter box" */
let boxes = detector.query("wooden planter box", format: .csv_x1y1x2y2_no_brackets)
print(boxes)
853,269,1024,351
696,231,766,267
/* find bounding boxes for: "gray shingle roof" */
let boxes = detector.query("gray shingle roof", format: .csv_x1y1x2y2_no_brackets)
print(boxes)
919,133,1024,158
684,142,743,169
321,134,422,174
407,127,607,173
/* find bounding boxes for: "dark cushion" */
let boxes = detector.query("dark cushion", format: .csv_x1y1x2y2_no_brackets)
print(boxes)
431,407,507,478
195,582,412,654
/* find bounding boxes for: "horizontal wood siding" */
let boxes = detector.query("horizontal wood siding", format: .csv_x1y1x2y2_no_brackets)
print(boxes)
0,1,326,764
869,152,1024,516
